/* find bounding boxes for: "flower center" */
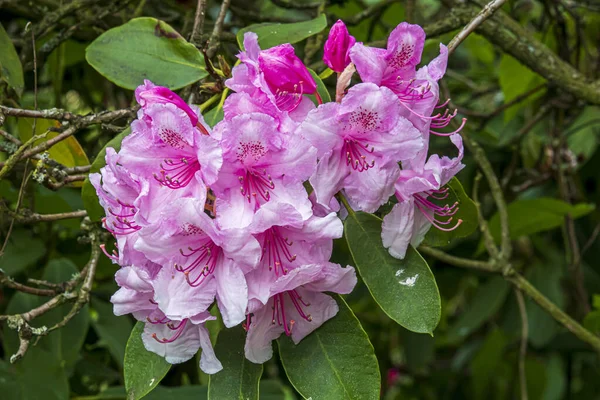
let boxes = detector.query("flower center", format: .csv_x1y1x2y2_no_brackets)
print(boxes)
349,107,380,131
159,127,188,150
261,227,297,277
388,42,416,69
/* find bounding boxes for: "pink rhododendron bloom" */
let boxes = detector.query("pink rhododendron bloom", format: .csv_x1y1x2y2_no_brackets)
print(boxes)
323,20,356,73
110,264,222,374
350,22,426,94
226,32,318,113
119,100,221,193
143,311,222,373
135,198,261,327
244,263,357,364
135,80,201,128
382,134,465,259
245,202,343,307
212,112,316,229
90,148,175,267
300,83,424,213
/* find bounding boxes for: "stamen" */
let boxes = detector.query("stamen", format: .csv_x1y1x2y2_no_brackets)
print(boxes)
151,319,188,343
342,139,375,172
239,169,275,205
261,227,296,277
154,157,200,189
99,244,119,261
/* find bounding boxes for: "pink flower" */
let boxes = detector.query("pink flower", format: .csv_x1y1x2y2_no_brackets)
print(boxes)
109,264,222,374
381,134,465,259
226,32,318,112
135,80,201,128
134,197,261,327
211,113,317,229
119,101,222,192
300,83,424,213
244,263,357,364
323,20,356,73
350,22,426,94
245,201,343,307
143,311,222,374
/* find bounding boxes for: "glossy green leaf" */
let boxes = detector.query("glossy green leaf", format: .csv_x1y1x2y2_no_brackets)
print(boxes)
345,212,441,333
524,262,564,347
95,385,208,400
498,54,545,123
91,298,134,368
422,177,478,247
259,380,297,400
308,68,331,106
0,22,24,96
208,326,263,400
124,322,171,400
470,329,507,400
17,117,90,172
487,198,595,244
0,229,45,275
86,18,207,90
237,14,327,49
567,106,600,166
82,128,130,221
278,296,380,400
445,276,511,343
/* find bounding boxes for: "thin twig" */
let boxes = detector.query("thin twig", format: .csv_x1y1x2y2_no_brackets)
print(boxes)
191,0,207,45
419,245,496,272
515,288,529,400
447,0,509,55
206,0,232,58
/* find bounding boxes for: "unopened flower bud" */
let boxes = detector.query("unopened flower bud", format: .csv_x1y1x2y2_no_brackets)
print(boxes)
135,80,198,126
323,20,356,73
258,44,317,95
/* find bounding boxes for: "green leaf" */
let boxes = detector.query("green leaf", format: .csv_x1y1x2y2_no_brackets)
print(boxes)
124,322,171,400
237,14,327,49
96,385,208,400
259,380,297,400
17,117,90,171
0,22,24,96
82,128,130,221
86,17,207,90
567,106,600,166
278,296,380,400
445,276,511,343
422,177,478,247
0,229,45,275
498,54,545,123
90,298,134,368
345,212,441,334
204,106,224,128
308,68,331,106
208,325,263,400
524,263,564,347
470,329,507,400
488,198,595,244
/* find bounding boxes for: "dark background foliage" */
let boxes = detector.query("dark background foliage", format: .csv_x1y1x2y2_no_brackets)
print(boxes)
1,0,600,399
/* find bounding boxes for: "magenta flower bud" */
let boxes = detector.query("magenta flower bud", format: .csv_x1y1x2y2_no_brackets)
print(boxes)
258,44,317,95
135,80,199,126
323,20,356,73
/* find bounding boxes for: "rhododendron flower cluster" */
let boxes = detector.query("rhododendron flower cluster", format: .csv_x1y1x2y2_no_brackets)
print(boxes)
91,20,465,373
